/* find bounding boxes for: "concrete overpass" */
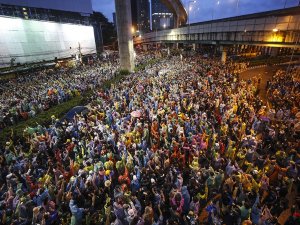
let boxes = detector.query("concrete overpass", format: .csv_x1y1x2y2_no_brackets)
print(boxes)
135,6,300,59
161,0,187,27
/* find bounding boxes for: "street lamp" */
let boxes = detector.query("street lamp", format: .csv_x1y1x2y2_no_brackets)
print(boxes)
187,0,196,42
212,0,220,20
236,0,240,16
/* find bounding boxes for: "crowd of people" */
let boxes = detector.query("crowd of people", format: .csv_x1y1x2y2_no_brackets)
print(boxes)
0,53,299,225
0,59,118,129
267,67,300,112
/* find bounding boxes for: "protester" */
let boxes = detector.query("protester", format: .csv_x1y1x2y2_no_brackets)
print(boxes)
0,53,298,225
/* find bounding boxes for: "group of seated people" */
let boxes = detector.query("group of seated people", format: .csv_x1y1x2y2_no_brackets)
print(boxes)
0,59,118,129
0,53,299,225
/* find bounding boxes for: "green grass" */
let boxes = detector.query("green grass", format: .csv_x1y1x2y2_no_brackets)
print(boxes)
134,58,160,72
0,72,125,144
0,73,16,81
0,59,158,144
102,69,130,89
0,94,86,143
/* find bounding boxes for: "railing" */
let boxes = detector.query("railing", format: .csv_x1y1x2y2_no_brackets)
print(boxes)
135,7,300,47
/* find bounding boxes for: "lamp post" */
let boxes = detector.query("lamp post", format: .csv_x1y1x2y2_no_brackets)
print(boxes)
212,0,220,20
187,0,196,42
236,0,240,16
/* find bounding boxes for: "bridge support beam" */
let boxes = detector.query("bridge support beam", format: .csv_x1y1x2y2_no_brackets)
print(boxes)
220,46,227,63
192,43,196,51
172,43,179,49
270,47,279,56
221,50,227,63
115,0,135,72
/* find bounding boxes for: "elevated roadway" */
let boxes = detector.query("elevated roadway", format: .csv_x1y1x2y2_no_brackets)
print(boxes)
135,7,300,49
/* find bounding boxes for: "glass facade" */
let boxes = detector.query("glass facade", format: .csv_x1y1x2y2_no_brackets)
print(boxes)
137,0,150,33
0,4,91,25
151,0,174,30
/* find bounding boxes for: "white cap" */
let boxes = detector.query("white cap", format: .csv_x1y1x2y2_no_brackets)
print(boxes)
128,208,135,217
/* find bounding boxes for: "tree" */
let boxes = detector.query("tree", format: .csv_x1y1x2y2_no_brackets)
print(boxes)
90,12,117,46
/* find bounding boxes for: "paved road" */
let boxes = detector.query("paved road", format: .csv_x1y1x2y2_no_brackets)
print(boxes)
239,65,287,103
240,65,299,225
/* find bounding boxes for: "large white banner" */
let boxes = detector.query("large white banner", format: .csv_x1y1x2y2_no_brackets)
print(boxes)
0,16,96,67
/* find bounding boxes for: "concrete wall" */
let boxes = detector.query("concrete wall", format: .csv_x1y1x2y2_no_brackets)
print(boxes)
0,0,93,14
0,16,96,67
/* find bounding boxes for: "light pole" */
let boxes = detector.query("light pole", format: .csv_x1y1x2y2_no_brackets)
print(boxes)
236,0,240,16
212,0,220,20
187,0,196,42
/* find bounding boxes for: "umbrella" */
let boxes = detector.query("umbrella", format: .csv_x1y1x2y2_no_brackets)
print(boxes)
61,106,89,122
131,110,141,118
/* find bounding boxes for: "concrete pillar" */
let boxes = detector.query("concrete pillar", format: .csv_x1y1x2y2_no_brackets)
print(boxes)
192,43,196,51
115,0,135,71
221,50,227,63
219,45,227,63
264,47,269,55
270,47,279,56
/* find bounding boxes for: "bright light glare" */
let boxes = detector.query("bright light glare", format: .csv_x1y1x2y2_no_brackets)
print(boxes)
217,1,220,5
272,28,278,32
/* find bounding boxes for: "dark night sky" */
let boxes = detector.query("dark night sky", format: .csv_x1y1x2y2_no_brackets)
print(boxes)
92,0,299,23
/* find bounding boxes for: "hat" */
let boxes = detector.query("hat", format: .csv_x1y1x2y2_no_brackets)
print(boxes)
128,208,135,218
150,178,155,183
105,180,111,187
188,211,194,216
133,175,137,181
